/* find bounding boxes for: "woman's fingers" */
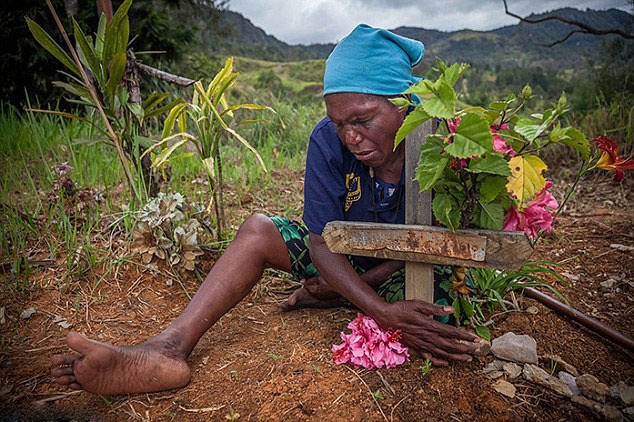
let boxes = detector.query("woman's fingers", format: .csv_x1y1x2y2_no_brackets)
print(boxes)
420,352,448,367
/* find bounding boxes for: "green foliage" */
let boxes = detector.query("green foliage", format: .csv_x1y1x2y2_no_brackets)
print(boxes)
26,0,182,201
402,60,596,231
419,359,432,376
150,58,282,238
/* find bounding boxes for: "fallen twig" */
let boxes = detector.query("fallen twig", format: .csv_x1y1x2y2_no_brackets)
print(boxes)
178,404,225,413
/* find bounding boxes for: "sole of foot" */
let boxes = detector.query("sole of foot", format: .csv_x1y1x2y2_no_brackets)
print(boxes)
51,332,191,395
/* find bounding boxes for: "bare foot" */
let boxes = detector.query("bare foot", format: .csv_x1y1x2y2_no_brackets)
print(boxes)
279,287,342,312
50,332,190,395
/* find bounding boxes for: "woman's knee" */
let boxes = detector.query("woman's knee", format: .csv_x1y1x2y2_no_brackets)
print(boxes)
236,213,277,241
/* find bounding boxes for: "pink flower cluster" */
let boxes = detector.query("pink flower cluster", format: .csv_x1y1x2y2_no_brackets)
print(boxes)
503,181,559,238
332,313,410,369
490,123,516,156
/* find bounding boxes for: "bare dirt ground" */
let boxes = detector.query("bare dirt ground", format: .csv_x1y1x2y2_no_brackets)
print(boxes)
1,171,633,421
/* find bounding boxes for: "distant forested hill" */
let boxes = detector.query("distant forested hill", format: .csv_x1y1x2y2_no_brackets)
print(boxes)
203,7,633,71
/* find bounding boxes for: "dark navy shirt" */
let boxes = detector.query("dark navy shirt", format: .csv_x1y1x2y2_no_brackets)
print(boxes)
302,117,405,269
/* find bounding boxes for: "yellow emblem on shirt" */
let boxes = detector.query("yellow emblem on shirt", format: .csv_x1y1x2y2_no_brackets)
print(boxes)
345,172,361,211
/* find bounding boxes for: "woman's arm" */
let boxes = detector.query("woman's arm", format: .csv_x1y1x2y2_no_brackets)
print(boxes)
309,232,482,366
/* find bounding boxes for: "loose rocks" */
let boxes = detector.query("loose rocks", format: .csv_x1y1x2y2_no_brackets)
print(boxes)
577,374,609,403
493,379,516,398
491,332,538,364
523,364,573,397
502,362,522,380
558,371,581,396
541,354,579,377
609,381,634,406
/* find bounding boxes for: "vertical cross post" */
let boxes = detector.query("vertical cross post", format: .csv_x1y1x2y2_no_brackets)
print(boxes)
404,120,435,302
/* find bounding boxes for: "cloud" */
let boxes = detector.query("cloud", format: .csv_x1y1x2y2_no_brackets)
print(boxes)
228,0,630,44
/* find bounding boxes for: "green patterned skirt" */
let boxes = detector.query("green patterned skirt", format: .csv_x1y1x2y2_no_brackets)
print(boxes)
270,216,453,320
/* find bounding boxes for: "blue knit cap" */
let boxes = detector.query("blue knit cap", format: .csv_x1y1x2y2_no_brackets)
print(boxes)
324,24,424,97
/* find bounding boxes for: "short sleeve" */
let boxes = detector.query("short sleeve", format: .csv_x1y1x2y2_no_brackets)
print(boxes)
302,121,346,235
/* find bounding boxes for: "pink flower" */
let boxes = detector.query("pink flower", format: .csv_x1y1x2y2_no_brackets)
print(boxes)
331,313,410,369
503,181,559,238
490,123,516,157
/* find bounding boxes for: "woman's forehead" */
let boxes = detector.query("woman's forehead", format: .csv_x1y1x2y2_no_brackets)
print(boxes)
325,93,384,120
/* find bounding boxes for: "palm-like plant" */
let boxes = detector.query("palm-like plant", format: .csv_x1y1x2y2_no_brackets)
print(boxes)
144,58,283,239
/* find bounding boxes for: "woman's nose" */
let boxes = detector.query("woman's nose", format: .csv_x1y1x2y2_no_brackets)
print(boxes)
342,126,362,147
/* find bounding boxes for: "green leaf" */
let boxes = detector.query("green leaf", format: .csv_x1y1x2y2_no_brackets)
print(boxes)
432,193,461,231
152,139,188,168
25,18,80,77
441,63,470,87
415,136,448,191
467,154,511,176
460,298,474,318
475,325,491,341
561,127,590,160
403,79,434,95
143,92,170,113
394,106,431,149
128,102,144,123
479,176,508,203
445,113,493,158
422,80,455,119
72,19,101,83
389,97,413,108
105,52,126,98
103,0,132,67
514,118,540,142
472,201,504,230
452,297,461,320
95,14,106,59
161,103,189,139
145,98,183,119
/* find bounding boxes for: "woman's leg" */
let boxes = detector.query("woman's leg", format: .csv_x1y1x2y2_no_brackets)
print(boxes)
50,214,292,395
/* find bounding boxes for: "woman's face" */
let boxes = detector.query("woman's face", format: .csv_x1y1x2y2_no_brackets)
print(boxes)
325,92,406,169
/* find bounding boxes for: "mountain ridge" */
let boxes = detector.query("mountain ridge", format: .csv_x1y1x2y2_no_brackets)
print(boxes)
205,7,633,71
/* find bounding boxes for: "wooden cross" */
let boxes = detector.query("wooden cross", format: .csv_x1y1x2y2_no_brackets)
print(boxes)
322,122,534,302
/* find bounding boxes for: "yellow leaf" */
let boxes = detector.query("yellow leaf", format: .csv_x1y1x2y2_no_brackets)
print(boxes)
506,155,547,206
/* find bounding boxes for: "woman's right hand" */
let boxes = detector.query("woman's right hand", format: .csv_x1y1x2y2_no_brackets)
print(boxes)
375,300,482,366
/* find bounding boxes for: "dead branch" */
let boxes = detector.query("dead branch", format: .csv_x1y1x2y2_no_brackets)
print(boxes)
136,62,195,87
503,0,633,47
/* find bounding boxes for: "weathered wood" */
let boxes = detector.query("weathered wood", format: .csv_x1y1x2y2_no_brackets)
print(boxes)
405,122,434,302
137,62,195,87
322,221,533,270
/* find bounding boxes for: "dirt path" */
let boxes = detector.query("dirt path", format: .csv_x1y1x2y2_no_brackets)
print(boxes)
1,175,632,421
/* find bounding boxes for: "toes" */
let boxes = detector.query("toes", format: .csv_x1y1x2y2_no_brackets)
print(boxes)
69,382,83,390
51,354,78,366
54,375,77,385
51,366,74,377
66,332,96,355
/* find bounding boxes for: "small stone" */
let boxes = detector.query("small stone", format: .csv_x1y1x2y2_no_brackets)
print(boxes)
601,279,617,289
201,356,209,365
503,362,522,380
541,354,579,377
486,371,505,380
482,359,505,373
558,371,581,396
561,271,580,282
577,374,609,402
493,379,516,398
56,320,72,329
525,306,539,315
601,405,624,422
523,364,573,397
610,244,634,252
491,332,538,364
246,303,254,308
572,395,602,412
609,381,634,406
20,308,36,319
622,407,634,418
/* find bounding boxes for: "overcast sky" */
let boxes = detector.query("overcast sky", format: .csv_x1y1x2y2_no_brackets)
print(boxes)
227,0,631,45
